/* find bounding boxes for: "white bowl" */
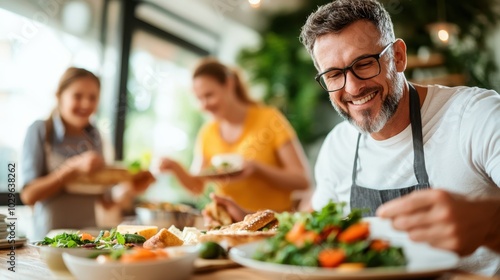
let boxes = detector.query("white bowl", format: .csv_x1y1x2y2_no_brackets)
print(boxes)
63,245,199,280
211,154,243,170
29,242,109,272
135,206,199,229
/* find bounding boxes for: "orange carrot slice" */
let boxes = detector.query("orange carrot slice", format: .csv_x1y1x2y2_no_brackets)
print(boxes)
370,239,390,251
80,232,94,241
318,248,346,268
285,222,306,244
120,249,157,263
338,222,370,243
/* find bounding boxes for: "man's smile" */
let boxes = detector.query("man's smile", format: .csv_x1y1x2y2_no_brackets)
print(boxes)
352,91,377,105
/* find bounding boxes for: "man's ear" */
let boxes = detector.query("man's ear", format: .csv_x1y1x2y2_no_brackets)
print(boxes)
393,39,407,72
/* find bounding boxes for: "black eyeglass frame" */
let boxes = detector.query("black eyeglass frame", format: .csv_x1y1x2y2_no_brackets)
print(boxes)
314,41,395,92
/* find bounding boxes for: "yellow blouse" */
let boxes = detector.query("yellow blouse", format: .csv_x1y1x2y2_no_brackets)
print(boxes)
197,104,297,212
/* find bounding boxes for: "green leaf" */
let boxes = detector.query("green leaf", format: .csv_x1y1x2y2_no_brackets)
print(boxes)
116,232,125,245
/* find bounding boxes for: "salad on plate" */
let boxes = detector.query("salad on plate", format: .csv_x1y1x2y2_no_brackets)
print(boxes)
253,201,406,269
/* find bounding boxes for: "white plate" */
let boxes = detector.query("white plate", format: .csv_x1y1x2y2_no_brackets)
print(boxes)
211,154,244,169
229,217,459,280
28,241,110,272
195,167,244,180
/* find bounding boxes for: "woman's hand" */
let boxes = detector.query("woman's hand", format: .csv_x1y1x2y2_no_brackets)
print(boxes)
239,160,258,178
65,151,104,174
21,151,104,205
157,157,205,194
223,160,259,181
130,170,156,194
110,171,155,212
158,157,181,172
377,189,500,256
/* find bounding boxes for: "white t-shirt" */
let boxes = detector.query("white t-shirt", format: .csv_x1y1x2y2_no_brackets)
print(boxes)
313,85,500,275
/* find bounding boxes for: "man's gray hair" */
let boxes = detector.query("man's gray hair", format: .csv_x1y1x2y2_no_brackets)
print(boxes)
300,0,396,69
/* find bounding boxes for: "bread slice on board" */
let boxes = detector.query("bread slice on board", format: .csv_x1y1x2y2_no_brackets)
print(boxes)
143,228,184,249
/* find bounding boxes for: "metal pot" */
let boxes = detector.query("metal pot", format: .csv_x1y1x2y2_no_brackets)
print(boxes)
135,203,199,229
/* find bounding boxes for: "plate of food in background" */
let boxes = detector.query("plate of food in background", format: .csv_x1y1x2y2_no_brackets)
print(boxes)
65,166,133,194
195,154,244,179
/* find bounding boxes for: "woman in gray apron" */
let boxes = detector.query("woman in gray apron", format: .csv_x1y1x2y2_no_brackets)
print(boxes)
21,67,108,240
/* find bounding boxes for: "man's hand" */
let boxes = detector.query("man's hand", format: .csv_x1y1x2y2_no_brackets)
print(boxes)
202,193,249,228
377,189,499,256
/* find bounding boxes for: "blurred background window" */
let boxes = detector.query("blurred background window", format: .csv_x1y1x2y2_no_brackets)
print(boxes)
0,0,261,210
123,28,206,205
0,6,101,192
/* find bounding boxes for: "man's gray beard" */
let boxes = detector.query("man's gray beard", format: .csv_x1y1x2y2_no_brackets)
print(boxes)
331,70,404,134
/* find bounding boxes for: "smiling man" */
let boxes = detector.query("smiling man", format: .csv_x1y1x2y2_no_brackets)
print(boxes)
300,0,500,276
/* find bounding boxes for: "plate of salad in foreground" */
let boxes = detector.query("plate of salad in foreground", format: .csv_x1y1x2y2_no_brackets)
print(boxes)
229,202,459,280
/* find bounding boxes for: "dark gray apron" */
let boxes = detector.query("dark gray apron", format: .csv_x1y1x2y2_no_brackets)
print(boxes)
350,84,430,217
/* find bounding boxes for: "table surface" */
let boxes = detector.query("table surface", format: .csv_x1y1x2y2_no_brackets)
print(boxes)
0,245,498,280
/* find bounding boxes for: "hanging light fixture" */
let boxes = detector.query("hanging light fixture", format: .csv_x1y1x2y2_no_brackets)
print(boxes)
427,0,459,47
427,22,459,46
248,0,262,9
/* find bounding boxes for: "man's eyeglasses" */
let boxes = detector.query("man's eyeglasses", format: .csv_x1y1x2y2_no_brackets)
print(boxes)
315,42,394,92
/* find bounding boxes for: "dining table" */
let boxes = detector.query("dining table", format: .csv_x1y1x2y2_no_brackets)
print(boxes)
1,245,499,280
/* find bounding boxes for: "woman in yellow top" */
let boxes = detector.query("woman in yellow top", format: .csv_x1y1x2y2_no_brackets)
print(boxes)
159,58,311,212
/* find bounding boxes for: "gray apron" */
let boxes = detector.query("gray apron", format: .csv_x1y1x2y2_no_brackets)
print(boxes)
350,84,430,217
32,118,101,239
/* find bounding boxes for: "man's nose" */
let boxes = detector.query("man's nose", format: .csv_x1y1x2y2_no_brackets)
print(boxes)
343,70,366,96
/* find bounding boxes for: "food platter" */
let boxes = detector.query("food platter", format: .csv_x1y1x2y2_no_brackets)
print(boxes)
71,167,133,185
230,240,458,279
65,167,134,194
229,217,459,280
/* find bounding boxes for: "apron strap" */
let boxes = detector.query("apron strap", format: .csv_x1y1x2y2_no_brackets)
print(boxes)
409,84,429,185
352,133,362,184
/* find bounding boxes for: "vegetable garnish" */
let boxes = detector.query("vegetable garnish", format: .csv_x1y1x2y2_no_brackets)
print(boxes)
39,232,92,248
127,152,152,174
37,228,145,250
253,201,406,268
